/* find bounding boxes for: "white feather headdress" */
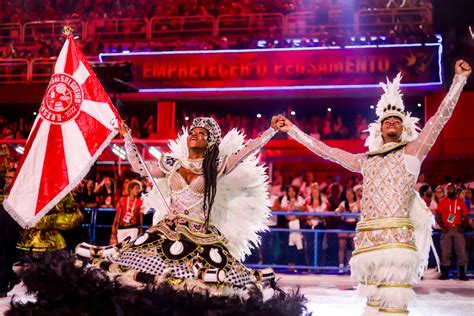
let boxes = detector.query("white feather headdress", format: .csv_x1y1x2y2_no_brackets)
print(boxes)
364,73,420,152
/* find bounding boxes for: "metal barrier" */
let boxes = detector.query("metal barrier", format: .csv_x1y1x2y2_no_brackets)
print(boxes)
0,23,21,44
284,11,353,36
30,58,56,83
217,13,284,37
150,15,215,40
80,208,474,273
0,8,432,45
355,7,431,33
23,20,84,44
0,58,29,83
86,18,148,41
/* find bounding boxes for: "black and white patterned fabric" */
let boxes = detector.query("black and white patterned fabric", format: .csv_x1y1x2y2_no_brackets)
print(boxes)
98,218,264,288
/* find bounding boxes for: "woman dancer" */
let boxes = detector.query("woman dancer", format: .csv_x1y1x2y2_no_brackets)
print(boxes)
11,116,306,315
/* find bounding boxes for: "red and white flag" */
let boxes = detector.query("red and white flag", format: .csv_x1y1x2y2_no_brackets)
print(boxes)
3,32,121,228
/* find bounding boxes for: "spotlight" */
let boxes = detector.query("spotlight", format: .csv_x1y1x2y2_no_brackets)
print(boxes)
184,116,189,121
417,103,422,107
370,105,374,109
256,113,262,118
290,111,296,116
33,112,37,116
327,108,332,112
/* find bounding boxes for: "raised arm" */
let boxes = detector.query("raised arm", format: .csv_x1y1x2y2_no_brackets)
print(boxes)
223,118,279,174
282,117,364,173
119,125,165,178
406,60,471,161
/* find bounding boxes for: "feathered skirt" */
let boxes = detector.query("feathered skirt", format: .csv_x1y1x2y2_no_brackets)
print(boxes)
8,215,308,315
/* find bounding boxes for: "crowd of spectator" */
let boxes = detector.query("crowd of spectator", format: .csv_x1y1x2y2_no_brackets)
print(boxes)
0,110,371,141
176,111,371,140
0,0,434,24
65,167,474,272
0,116,32,140
83,24,436,56
1,120,472,273
0,24,438,63
1,0,358,23
0,0,436,60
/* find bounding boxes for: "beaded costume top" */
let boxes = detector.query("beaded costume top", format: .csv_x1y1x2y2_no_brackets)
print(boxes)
123,127,276,256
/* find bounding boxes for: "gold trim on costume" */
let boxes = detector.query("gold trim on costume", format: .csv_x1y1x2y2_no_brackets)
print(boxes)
356,218,414,232
352,243,417,256
367,141,408,157
361,280,377,286
367,300,380,307
379,307,409,314
147,215,227,246
377,283,412,289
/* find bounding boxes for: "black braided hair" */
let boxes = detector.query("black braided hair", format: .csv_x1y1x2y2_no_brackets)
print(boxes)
203,143,219,226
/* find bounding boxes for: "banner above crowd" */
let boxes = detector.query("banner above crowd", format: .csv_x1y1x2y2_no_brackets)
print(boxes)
100,44,442,92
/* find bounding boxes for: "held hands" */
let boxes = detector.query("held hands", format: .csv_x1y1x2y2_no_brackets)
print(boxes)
270,115,293,132
455,60,472,77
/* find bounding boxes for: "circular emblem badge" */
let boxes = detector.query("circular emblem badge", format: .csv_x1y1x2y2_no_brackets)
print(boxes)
40,73,83,123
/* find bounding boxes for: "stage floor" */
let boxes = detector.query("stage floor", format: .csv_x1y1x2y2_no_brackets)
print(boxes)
1,274,473,315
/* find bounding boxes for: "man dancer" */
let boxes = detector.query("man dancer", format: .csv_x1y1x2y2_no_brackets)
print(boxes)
277,60,471,314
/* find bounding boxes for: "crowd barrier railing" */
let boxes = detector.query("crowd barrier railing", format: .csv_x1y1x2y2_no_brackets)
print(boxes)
354,7,430,33
216,13,284,37
284,11,354,36
0,58,29,83
0,8,431,45
150,15,216,40
0,23,21,44
30,58,56,83
86,18,149,42
23,20,85,44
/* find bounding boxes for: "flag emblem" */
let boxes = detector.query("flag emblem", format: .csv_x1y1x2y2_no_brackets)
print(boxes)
3,32,121,228
41,73,83,123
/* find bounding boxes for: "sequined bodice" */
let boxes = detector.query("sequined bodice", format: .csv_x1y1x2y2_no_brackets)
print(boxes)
360,148,416,221
168,169,206,221
353,148,417,255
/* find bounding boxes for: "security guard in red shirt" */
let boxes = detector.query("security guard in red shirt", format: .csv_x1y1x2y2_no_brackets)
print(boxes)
436,183,470,280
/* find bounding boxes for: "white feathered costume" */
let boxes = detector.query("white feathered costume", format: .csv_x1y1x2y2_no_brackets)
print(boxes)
80,118,278,292
287,73,468,314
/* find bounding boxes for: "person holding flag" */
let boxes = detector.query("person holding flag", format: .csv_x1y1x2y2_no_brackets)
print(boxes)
6,28,306,314
3,26,122,229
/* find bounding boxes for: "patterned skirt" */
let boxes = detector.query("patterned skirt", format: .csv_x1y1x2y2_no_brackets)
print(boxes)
80,215,272,288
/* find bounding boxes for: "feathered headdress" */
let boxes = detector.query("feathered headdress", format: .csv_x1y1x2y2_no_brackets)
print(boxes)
364,73,420,152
